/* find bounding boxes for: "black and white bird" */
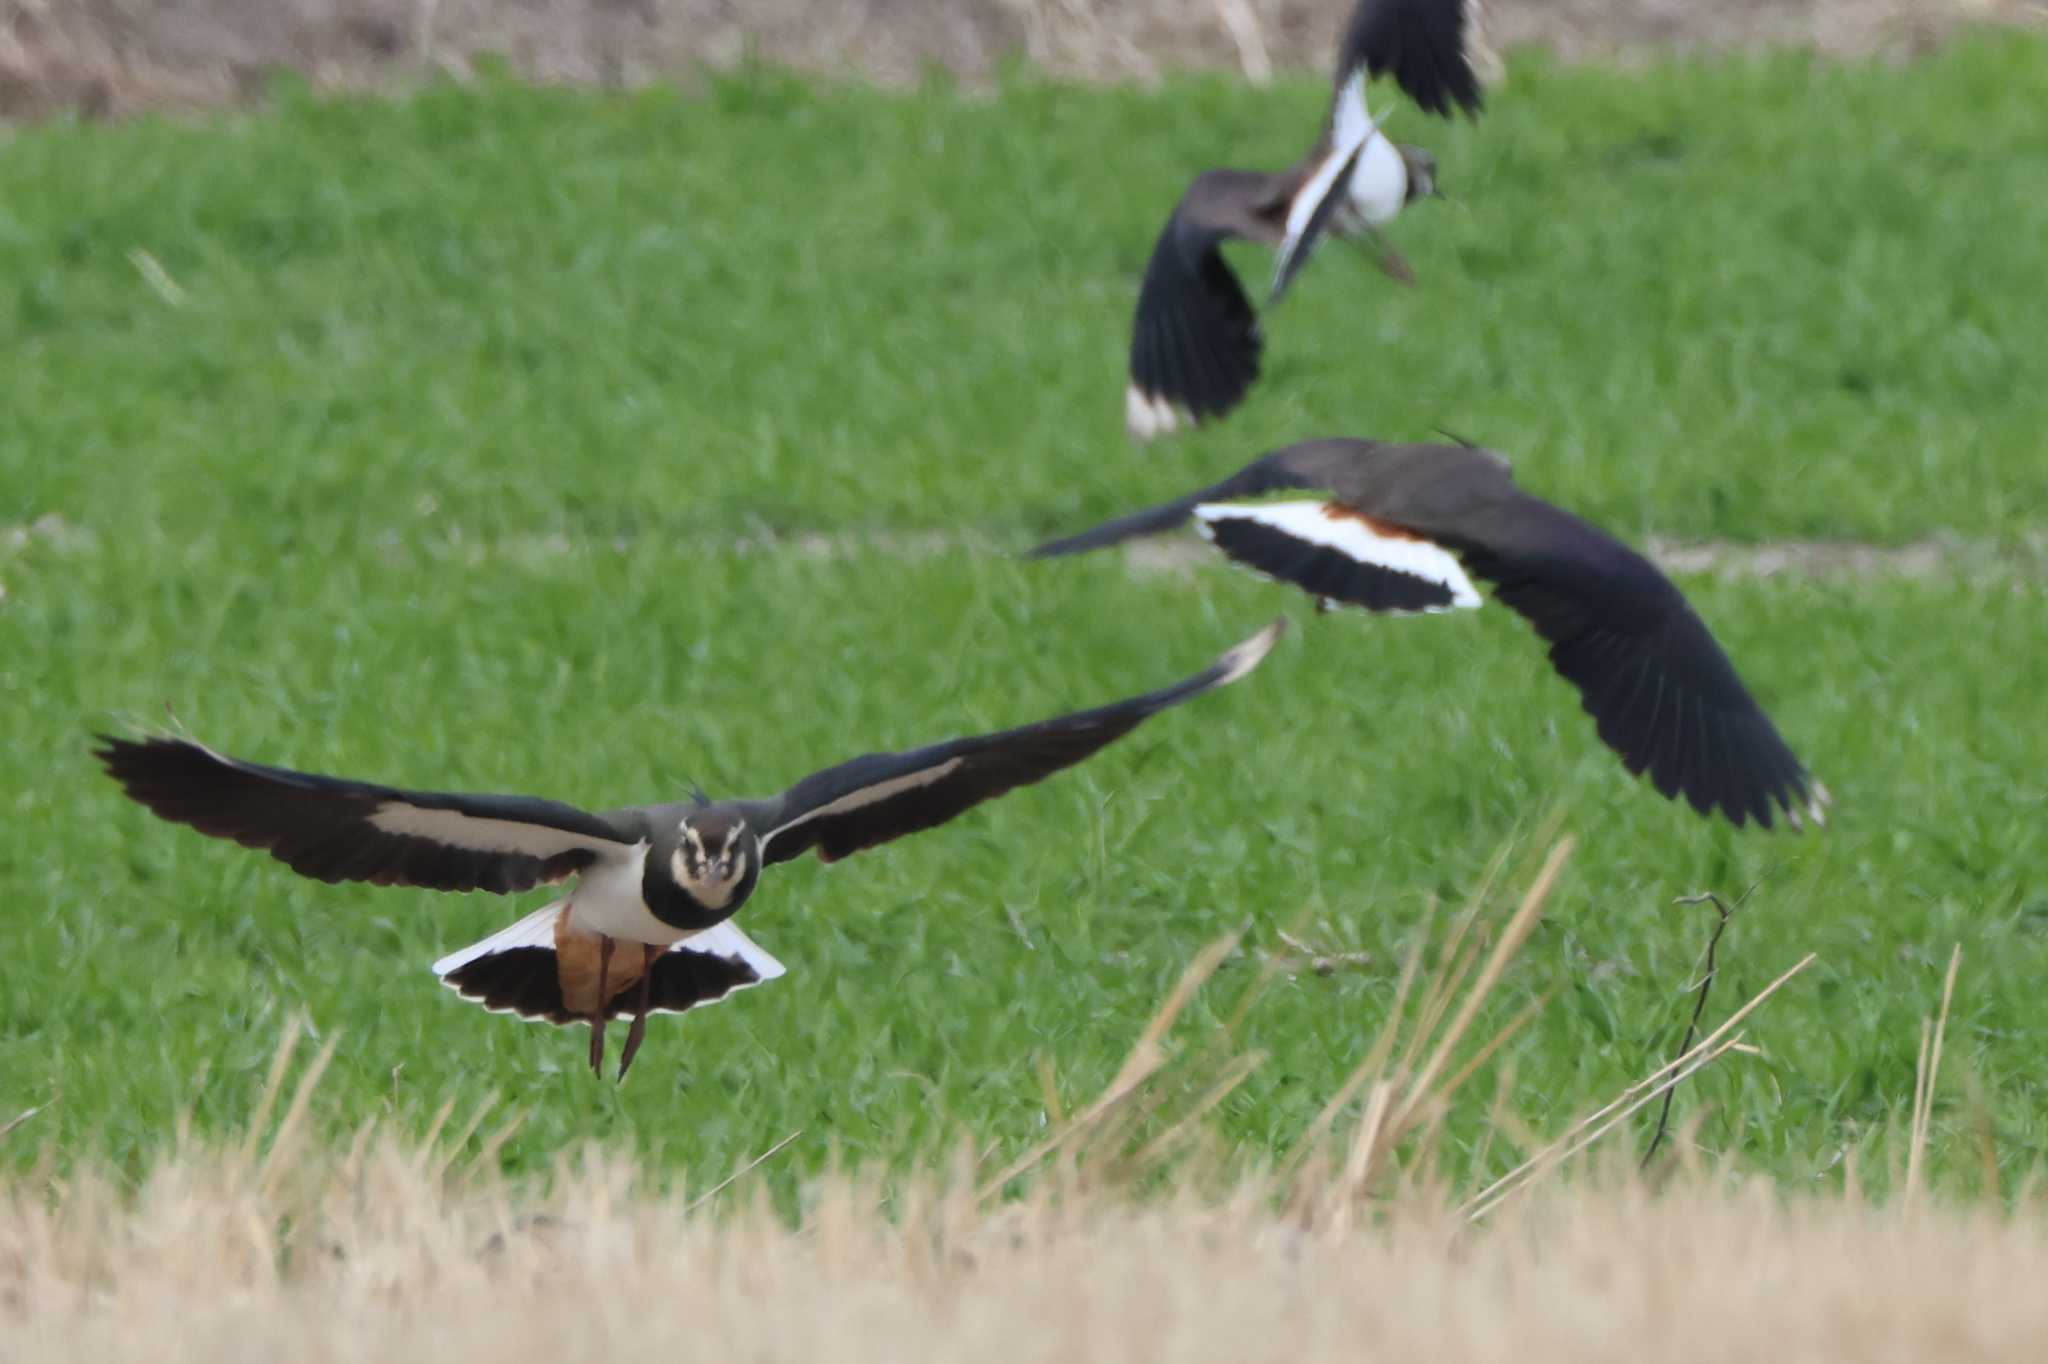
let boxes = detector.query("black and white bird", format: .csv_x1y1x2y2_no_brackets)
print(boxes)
1031,439,1827,830
1125,0,1486,440
96,621,1282,1079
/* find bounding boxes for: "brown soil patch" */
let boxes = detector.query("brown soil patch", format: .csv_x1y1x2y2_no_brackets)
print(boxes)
2,0,2042,122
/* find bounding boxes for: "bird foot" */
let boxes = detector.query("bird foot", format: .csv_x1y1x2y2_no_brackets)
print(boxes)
617,1014,647,1082
615,945,659,1082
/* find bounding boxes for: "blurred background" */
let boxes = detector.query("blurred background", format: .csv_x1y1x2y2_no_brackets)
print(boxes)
4,0,2040,119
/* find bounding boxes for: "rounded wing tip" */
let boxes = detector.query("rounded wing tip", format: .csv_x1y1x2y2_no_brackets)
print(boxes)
1778,778,1832,834
1125,384,1189,442
1216,617,1288,687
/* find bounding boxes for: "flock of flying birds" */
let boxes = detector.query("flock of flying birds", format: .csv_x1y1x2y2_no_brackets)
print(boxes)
98,0,1826,1082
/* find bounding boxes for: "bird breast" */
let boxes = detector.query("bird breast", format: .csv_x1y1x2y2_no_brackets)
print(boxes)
1342,134,1409,231
566,845,692,946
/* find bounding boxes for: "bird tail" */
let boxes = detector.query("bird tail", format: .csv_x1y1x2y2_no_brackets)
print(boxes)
431,906,785,1026
431,900,566,979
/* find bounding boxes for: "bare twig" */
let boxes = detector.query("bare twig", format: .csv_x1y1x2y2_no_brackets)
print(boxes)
1641,891,1736,1169
1462,952,1817,1222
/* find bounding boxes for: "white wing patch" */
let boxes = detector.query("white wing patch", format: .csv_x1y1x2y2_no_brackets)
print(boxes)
1331,69,1374,151
1194,500,1482,613
760,758,965,856
366,802,625,861
1273,72,1380,292
431,899,568,978
1273,145,1367,299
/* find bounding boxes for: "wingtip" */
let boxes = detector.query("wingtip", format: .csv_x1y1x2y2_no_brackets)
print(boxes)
1125,383,1188,442
1806,779,1832,830
1022,534,1071,561
1215,617,1288,687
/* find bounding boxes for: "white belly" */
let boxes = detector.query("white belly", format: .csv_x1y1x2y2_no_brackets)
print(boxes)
564,845,687,946
1343,133,1408,230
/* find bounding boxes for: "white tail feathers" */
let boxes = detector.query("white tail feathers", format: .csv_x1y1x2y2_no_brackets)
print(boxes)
431,900,566,978
685,921,788,983
431,904,786,986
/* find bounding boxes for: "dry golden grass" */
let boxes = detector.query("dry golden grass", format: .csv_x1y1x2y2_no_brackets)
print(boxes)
10,1143,2048,1362
5,0,2044,118
7,839,2034,1361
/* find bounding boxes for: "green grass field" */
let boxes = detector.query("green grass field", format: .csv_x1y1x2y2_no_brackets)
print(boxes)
2,33,2044,1193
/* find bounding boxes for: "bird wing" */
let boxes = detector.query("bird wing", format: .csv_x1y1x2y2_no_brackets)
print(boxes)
1027,445,1334,559
1126,188,1266,439
1270,86,1372,307
97,735,638,894
1336,0,1484,118
1418,494,1823,829
1029,435,1821,830
755,621,1285,866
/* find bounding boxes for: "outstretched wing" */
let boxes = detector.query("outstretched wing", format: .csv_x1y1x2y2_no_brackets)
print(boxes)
1027,435,1822,830
1026,443,1343,559
1425,495,1824,829
1127,184,1266,439
96,735,637,894
756,621,1285,865
1337,0,1484,118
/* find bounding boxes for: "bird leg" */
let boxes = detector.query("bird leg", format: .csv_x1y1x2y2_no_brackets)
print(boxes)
587,935,615,1075
617,944,661,1082
1348,228,1415,286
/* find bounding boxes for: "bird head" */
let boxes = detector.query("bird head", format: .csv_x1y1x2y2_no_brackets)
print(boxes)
669,810,758,911
1397,144,1441,203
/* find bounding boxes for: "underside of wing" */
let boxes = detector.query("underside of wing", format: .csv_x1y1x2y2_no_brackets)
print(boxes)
1194,499,1482,616
758,621,1284,865
1270,134,1367,307
96,735,634,894
1338,0,1484,118
1128,210,1262,438
434,919,783,1025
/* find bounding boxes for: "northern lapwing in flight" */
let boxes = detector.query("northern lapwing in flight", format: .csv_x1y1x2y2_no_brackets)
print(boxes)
96,621,1283,1079
1031,439,1827,830
1124,0,1487,440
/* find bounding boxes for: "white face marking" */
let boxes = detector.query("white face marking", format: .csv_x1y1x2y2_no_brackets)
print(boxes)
671,821,749,910
1194,500,1481,613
